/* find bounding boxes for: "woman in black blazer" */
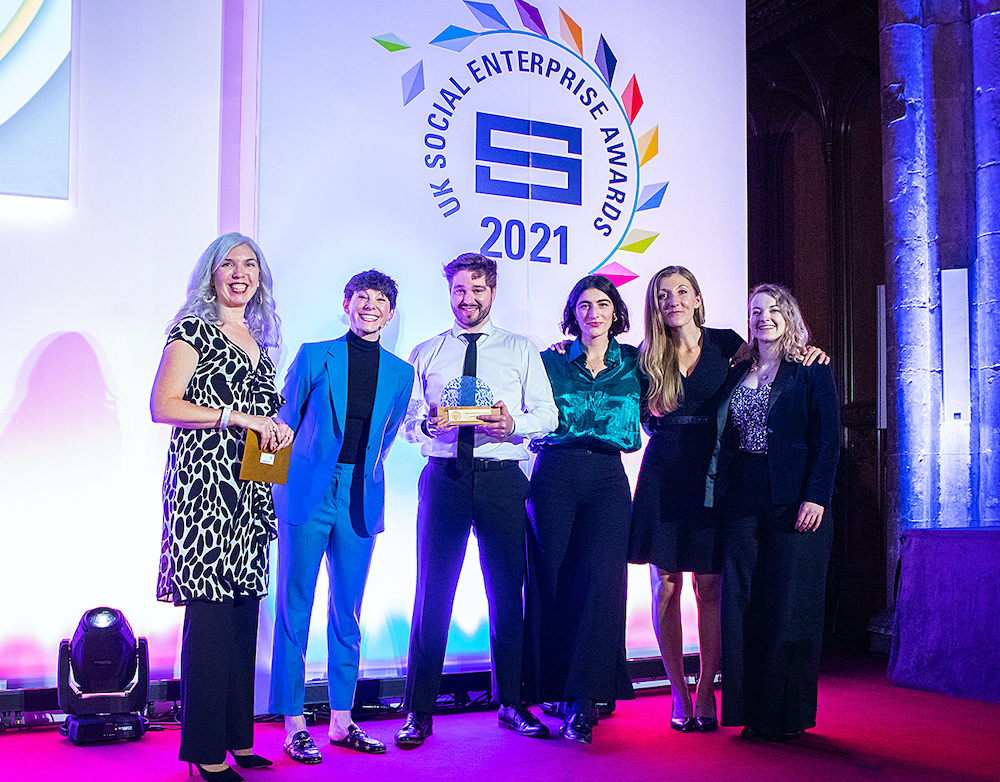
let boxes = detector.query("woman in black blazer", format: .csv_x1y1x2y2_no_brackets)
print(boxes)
705,283,839,740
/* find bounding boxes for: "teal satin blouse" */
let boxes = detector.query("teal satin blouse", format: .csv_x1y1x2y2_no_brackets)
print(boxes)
531,337,642,453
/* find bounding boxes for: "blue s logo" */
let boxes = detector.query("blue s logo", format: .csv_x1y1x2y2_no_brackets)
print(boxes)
475,112,582,205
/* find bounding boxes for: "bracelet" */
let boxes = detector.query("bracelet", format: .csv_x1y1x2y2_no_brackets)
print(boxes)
219,406,233,429
421,419,432,437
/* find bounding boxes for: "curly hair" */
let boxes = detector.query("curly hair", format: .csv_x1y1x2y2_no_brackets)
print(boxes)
344,269,398,309
747,283,810,363
560,275,630,338
169,233,281,348
442,252,498,288
639,265,705,416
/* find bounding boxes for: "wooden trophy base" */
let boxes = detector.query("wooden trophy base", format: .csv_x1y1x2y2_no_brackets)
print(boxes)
430,404,501,425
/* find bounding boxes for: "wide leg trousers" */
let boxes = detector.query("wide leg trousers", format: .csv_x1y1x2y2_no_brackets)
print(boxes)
179,595,260,764
720,452,833,734
523,447,634,704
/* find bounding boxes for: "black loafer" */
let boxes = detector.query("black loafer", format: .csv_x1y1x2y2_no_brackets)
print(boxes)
545,701,601,724
741,725,789,741
498,704,550,738
330,723,386,754
283,730,322,764
394,711,433,748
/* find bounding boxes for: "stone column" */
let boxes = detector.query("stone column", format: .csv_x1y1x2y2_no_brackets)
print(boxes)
878,0,943,599
926,3,975,525
971,0,1000,526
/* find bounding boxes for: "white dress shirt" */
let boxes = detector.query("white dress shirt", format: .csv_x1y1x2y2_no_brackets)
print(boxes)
403,319,558,461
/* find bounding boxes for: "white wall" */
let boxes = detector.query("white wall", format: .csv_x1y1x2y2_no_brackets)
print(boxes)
0,0,747,691
0,0,222,687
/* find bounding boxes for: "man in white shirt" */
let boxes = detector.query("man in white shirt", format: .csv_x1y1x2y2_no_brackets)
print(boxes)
394,253,558,748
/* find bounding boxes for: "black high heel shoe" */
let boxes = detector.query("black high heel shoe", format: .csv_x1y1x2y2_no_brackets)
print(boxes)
670,716,697,732
694,692,718,732
228,750,273,768
694,714,718,732
188,762,244,781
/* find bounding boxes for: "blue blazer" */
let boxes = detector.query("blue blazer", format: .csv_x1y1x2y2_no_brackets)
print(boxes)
705,358,839,510
272,335,415,536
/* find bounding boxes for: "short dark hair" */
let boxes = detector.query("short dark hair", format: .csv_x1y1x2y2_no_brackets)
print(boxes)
561,275,630,338
344,269,398,309
442,252,498,288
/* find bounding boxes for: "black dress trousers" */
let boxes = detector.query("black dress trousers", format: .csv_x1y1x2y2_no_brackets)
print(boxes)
523,446,635,704
403,458,530,712
178,595,260,763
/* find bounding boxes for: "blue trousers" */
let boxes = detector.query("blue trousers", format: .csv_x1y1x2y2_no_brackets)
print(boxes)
269,464,377,712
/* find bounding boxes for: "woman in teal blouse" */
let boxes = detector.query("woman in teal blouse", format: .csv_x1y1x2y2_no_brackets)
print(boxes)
522,275,640,744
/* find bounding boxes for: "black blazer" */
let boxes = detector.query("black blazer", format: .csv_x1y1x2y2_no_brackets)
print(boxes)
705,358,839,509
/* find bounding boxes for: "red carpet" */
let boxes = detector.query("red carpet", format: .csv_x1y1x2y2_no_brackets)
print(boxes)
1,651,998,782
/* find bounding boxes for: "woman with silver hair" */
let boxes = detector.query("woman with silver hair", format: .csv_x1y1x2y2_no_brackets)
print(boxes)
706,283,839,741
152,232,293,780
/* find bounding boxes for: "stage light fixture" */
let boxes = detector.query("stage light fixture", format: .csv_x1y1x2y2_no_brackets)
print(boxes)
57,607,149,744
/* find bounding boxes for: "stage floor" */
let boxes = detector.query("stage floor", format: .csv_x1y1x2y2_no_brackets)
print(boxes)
1,650,998,782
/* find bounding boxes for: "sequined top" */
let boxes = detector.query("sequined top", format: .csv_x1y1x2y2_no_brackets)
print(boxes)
730,382,770,452
531,338,642,453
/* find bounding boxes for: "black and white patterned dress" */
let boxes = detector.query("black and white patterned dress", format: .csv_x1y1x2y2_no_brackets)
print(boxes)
156,316,282,605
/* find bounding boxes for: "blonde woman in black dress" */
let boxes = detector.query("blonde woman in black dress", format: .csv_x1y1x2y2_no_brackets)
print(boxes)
629,266,741,732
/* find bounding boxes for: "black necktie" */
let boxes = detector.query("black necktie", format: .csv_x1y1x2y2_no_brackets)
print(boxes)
457,333,482,474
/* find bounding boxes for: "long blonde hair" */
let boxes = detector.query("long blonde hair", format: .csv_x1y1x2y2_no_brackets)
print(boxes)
640,266,705,416
747,283,810,364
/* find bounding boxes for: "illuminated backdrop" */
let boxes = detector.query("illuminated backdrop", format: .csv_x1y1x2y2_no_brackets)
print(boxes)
0,0,746,702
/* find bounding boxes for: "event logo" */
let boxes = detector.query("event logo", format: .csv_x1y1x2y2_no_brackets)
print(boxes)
374,0,668,286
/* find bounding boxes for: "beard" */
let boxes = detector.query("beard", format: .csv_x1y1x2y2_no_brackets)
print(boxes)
454,303,490,329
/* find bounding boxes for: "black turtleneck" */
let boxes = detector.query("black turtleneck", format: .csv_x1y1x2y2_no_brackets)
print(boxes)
337,330,380,465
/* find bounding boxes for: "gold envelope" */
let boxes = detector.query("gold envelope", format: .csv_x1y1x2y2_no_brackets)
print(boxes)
239,430,291,484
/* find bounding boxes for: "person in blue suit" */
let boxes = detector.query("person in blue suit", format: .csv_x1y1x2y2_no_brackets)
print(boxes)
269,270,414,763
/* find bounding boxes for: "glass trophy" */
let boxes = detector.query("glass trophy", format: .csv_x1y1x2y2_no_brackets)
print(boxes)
430,375,500,425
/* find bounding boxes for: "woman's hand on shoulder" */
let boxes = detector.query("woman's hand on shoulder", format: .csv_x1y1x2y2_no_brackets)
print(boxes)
800,345,830,366
731,341,753,365
549,339,572,355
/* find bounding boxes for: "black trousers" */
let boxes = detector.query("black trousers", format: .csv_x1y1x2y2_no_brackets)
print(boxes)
403,458,529,712
720,452,833,734
179,595,260,764
523,447,634,704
